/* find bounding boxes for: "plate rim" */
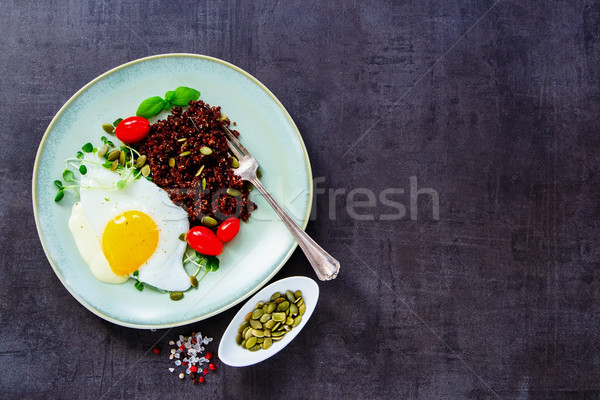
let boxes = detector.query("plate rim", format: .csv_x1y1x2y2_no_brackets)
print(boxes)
31,53,314,329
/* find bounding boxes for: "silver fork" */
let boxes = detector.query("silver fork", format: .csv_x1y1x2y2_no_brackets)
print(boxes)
222,125,340,281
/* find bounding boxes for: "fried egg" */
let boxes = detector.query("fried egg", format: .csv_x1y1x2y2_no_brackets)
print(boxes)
68,154,191,292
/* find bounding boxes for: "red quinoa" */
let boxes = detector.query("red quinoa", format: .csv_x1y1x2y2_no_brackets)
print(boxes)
135,100,256,226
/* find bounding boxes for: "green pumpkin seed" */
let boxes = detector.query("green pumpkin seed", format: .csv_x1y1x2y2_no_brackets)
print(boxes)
189,275,198,288
102,123,115,133
294,290,302,298
238,321,249,333
180,151,191,157
107,149,120,161
227,188,241,197
244,312,252,322
135,155,147,168
251,329,264,338
263,329,271,337
254,301,264,310
200,146,212,155
241,339,246,348
236,334,243,345
110,160,118,171
249,344,261,352
230,156,239,168
244,328,253,340
264,320,276,330
289,303,298,316
245,337,257,349
259,313,271,323
177,138,187,142
251,309,263,320
262,338,273,349
285,317,294,325
293,315,302,327
272,322,281,331
271,336,284,341
195,165,205,176
299,304,306,315
296,298,304,307
277,301,290,312
275,297,285,305
201,216,218,228
119,151,126,166
266,302,277,314
202,178,207,190
141,164,151,177
249,319,262,330
272,312,286,322
169,291,183,301
219,113,227,121
98,144,109,158
257,338,265,344
285,290,296,303
168,157,175,167
271,331,285,337
270,292,282,301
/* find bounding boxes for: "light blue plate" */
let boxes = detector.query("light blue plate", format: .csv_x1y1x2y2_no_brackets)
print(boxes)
32,54,312,329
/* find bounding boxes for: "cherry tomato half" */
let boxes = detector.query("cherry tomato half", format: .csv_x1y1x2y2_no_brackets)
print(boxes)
187,226,223,256
217,217,240,243
115,116,150,143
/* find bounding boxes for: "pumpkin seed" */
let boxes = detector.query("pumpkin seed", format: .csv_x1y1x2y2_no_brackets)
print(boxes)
244,312,252,322
189,275,198,288
102,123,115,133
201,216,218,228
270,292,282,301
294,290,302,298
200,146,212,155
227,188,241,197
299,304,306,316
251,329,264,338
119,151,126,166
271,331,285,337
272,322,281,331
264,320,276,330
98,144,109,158
275,297,285,305
180,151,191,157
230,156,239,168
135,155,147,168
169,291,183,301
219,113,227,121
271,336,284,341
238,321,249,333
244,327,253,340
141,164,151,177
107,149,120,161
110,160,118,171
272,312,286,322
285,290,296,303
289,303,298,316
262,338,273,349
266,302,277,314
236,334,243,345
241,339,246,348
202,178,207,190
168,157,175,167
195,165,205,177
177,138,187,142
257,338,265,344
245,337,257,348
259,313,271,323
293,315,302,327
296,298,304,307
263,329,271,337
286,317,294,325
249,319,262,330
251,309,263,319
249,344,261,352
254,301,265,310
277,301,290,312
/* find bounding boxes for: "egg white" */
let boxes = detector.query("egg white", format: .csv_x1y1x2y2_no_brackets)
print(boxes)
69,154,191,292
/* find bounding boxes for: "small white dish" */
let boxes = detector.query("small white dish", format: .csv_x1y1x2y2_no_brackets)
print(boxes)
218,276,319,367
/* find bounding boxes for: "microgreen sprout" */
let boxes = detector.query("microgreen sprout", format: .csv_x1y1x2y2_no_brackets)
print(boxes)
183,250,220,287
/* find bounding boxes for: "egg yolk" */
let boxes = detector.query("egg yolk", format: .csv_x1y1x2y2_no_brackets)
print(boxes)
102,210,159,276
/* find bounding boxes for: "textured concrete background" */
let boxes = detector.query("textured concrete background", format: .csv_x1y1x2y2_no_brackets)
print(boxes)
1,0,599,398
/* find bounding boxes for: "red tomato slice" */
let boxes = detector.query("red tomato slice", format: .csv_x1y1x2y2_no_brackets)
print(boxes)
115,116,150,143
186,226,223,256
217,217,240,243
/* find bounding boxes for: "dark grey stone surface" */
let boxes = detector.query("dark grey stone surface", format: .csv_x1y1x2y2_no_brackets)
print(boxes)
1,0,599,398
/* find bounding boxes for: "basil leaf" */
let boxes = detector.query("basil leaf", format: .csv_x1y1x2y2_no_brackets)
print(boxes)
136,96,165,118
162,100,172,111
171,86,200,107
164,90,175,101
63,169,75,182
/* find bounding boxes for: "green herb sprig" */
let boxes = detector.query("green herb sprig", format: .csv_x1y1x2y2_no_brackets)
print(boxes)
136,86,200,119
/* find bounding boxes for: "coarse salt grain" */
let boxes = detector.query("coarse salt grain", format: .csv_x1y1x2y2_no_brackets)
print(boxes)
174,353,180,359
169,368,174,372
174,360,181,366
169,340,175,345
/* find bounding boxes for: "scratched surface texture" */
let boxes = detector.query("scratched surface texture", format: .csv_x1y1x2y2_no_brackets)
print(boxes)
1,0,599,399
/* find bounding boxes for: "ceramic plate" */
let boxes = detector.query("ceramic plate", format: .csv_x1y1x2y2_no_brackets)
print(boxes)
32,54,312,329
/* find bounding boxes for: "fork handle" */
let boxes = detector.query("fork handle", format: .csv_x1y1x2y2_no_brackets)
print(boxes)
249,177,340,281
